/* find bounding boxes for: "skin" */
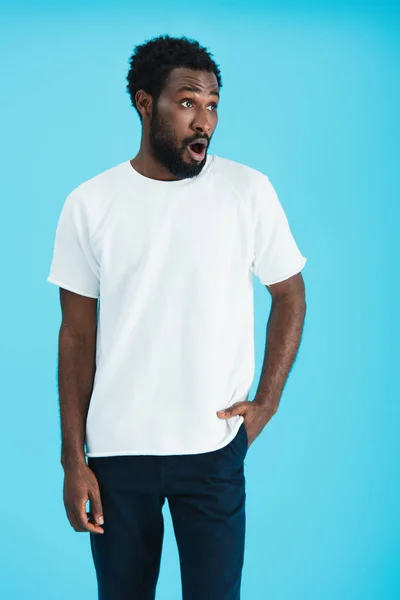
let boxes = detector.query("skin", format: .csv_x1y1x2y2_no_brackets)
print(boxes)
130,67,219,180
58,290,104,534
217,273,306,447
58,66,306,535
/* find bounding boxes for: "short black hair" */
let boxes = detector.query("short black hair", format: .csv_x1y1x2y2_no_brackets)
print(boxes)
125,34,223,122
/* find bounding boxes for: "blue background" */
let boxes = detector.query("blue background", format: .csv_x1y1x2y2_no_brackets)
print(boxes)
0,1,398,598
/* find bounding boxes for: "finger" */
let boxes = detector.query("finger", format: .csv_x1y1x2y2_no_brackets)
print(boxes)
66,510,81,532
66,500,103,533
216,402,246,418
87,511,105,534
216,410,229,418
68,509,90,533
75,503,104,534
88,487,104,526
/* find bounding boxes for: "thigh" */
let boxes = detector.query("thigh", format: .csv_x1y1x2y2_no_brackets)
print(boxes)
168,424,248,600
88,455,166,600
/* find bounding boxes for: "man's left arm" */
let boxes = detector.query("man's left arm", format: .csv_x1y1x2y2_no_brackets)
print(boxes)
217,271,306,446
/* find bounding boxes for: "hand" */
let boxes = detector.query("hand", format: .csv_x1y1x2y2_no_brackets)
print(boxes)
216,399,278,448
63,463,105,534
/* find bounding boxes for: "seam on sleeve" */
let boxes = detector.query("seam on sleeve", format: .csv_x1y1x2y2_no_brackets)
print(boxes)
261,256,307,286
47,276,100,299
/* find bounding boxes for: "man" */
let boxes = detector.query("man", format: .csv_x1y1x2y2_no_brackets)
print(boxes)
47,34,307,600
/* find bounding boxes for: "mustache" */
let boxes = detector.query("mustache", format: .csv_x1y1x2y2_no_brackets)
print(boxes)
184,135,210,146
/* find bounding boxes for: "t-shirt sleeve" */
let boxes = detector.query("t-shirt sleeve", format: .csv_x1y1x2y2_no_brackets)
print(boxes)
250,174,307,286
47,189,100,298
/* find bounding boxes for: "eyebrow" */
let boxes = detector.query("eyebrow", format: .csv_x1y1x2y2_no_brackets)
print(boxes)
176,85,220,98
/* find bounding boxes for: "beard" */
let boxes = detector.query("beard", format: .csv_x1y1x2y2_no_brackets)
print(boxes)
148,104,209,179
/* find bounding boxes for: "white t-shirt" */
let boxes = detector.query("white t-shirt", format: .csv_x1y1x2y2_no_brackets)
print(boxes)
47,154,307,457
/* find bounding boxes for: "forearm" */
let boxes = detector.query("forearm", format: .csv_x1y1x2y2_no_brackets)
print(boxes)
253,294,306,413
58,325,96,470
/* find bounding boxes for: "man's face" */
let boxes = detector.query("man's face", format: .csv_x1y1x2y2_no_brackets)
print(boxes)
148,67,219,178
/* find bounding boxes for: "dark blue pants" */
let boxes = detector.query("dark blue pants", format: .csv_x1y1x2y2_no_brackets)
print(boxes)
88,423,249,600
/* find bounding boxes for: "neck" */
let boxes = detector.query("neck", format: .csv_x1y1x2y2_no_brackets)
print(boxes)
130,137,181,182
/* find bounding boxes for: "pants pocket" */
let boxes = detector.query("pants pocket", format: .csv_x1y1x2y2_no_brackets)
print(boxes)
223,424,248,462
241,423,249,455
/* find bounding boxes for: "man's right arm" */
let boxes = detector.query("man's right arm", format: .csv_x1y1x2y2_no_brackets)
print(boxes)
58,288,97,469
57,287,104,533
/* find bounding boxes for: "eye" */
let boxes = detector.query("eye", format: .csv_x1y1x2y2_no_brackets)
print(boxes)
180,99,218,111
181,99,194,108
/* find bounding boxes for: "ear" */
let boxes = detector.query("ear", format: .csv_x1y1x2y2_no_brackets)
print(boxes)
135,90,153,120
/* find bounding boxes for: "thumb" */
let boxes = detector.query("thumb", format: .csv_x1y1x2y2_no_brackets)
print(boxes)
217,402,246,419
89,487,104,525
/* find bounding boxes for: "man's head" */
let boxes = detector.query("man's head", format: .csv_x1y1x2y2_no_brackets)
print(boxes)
126,35,223,178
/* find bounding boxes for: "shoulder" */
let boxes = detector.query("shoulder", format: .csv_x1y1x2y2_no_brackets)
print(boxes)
211,156,277,219
63,160,128,219
212,155,271,195
73,160,127,201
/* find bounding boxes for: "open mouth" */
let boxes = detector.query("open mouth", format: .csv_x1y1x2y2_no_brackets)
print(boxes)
187,139,207,161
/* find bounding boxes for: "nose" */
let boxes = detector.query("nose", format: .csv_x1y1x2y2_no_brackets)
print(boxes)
192,109,213,136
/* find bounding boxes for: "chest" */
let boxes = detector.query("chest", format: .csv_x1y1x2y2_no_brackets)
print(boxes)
93,187,253,282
